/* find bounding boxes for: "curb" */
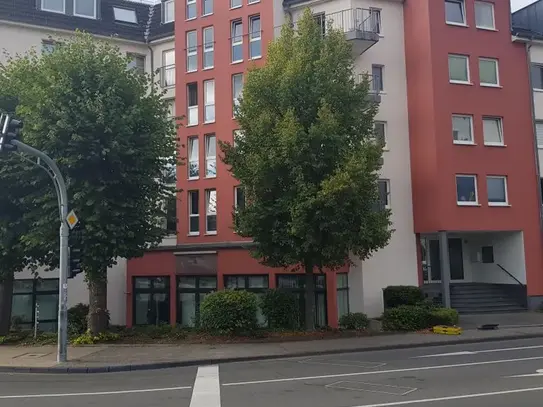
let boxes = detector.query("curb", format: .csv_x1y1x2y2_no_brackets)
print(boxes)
2,332,543,374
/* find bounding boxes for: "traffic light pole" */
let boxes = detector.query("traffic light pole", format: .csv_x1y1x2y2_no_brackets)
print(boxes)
11,140,69,363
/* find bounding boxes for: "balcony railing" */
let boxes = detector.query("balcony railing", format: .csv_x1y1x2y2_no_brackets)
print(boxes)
160,64,175,88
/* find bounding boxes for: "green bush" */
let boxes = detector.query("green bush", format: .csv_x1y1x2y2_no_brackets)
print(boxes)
200,290,258,335
68,303,89,336
339,312,369,330
383,286,425,309
260,289,299,330
429,308,459,327
71,331,121,345
382,305,431,331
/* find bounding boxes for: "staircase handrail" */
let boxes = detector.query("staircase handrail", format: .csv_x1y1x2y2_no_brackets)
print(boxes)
496,263,525,286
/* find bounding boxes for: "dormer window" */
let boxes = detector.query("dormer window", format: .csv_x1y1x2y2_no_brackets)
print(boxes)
163,0,175,23
73,0,97,19
113,7,138,24
41,0,65,14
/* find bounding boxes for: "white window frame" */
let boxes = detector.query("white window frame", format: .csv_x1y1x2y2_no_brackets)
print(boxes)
445,0,466,26
203,0,213,16
41,0,65,14
73,0,97,19
249,15,262,59
378,179,391,209
369,8,382,34
373,121,387,149
163,0,175,23
482,116,504,146
113,7,137,24
232,20,244,63
162,49,175,88
475,1,495,30
188,136,199,180
187,83,198,127
186,0,196,20
371,65,384,92
204,80,215,123
487,176,508,206
203,27,214,69
188,191,200,235
479,57,500,87
248,0,260,3
234,186,245,209
456,175,478,206
451,114,474,145
205,134,217,178
448,54,470,84
205,189,217,234
232,73,243,117
186,31,197,73
231,0,242,9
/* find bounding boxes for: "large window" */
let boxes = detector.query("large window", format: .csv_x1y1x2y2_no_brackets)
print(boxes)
475,1,495,30
479,58,499,86
188,136,199,179
456,175,478,205
163,0,175,23
452,114,473,144
162,49,175,88
445,0,465,25
186,31,197,72
41,0,65,14
276,274,327,328
188,190,200,235
12,279,59,332
483,117,504,146
231,0,242,8
113,7,137,23
232,73,243,116
249,15,262,59
74,0,96,19
232,20,243,63
204,80,215,123
203,27,214,69
203,0,213,15
336,274,349,320
206,189,217,233
487,176,508,206
448,54,469,84
205,134,216,177
187,82,198,126
133,277,170,326
225,275,268,326
177,276,217,327
371,65,384,92
186,0,196,19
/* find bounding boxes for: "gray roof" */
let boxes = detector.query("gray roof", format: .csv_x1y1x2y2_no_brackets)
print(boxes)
0,0,173,43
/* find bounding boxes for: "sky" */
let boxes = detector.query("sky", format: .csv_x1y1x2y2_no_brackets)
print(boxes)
512,0,538,12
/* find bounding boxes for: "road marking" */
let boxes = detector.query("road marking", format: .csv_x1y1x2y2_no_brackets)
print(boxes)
222,355,543,386
508,369,543,378
414,345,543,358
189,365,221,407
326,381,417,396
348,386,543,406
298,358,386,369
0,386,192,399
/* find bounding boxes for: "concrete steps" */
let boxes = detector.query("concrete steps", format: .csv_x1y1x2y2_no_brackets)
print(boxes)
450,283,527,314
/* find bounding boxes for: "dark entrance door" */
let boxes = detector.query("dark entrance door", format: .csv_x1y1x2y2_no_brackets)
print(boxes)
428,238,465,281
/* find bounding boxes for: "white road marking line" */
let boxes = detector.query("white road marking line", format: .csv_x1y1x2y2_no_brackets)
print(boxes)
413,345,543,359
0,386,192,399
222,355,543,386
298,358,387,369
508,369,543,378
189,365,221,407
348,386,543,406
325,380,418,396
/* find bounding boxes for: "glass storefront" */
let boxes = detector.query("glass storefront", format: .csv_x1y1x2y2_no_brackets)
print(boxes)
133,277,170,325
11,279,59,332
177,276,217,327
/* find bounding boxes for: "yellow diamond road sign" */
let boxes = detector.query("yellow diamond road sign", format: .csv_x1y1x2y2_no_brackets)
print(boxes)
66,210,79,230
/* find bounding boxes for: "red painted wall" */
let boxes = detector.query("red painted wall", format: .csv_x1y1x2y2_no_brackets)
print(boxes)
404,0,543,295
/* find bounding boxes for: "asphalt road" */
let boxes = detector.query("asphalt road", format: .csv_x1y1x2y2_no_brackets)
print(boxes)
3,337,543,406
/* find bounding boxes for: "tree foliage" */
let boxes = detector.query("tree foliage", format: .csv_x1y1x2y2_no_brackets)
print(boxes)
220,10,392,329
0,32,179,333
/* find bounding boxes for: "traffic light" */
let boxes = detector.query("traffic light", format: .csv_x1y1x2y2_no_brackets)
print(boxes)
0,114,23,153
68,247,83,279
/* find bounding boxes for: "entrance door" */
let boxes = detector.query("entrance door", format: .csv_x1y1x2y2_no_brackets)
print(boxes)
427,238,465,282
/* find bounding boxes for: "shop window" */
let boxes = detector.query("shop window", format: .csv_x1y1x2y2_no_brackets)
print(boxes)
11,278,59,332
276,274,327,328
336,274,349,319
225,275,268,326
177,276,217,327
133,277,170,326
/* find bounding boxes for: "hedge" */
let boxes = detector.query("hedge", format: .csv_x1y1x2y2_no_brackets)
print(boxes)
383,285,425,308
200,290,258,335
429,308,459,326
260,289,299,329
339,312,369,330
382,305,459,331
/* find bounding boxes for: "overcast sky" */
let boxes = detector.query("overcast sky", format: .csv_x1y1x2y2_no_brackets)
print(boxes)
512,0,538,12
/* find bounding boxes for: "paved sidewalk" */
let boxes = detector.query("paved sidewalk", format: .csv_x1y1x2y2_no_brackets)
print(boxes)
1,324,543,373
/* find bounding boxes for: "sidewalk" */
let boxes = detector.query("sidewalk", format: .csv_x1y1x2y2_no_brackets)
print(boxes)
1,324,543,373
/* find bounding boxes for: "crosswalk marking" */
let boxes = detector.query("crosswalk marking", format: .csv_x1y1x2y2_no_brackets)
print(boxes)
189,365,221,407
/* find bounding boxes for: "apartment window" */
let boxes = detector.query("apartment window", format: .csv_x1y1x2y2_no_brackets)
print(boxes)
205,134,216,177
448,55,469,83
188,136,199,179
41,0,65,13
369,8,381,34
314,13,326,36
374,121,387,147
203,0,213,15
186,31,197,72
133,277,170,326
127,54,145,73
187,83,198,126
445,0,465,25
186,0,196,19
452,114,473,144
475,1,495,30
178,276,217,327
277,274,327,328
371,65,383,92
166,99,175,119
536,121,543,148
204,80,215,123
487,176,508,206
113,7,137,23
225,275,268,326
531,64,543,90
337,274,349,320
479,58,499,86
483,117,504,146
456,175,478,205
163,0,175,23
188,190,200,234
231,0,242,8
232,73,244,116
234,186,245,209
233,129,245,146
205,189,217,234
74,0,96,18
162,49,175,88
232,20,244,63
12,279,59,332
249,16,262,59
203,27,214,69
378,179,390,209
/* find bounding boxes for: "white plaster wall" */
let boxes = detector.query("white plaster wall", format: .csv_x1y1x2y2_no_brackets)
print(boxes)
529,43,543,170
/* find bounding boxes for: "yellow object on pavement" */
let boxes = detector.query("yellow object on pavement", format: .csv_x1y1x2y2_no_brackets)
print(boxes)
432,325,463,335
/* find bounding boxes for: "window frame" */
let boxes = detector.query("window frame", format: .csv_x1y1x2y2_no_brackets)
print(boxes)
203,80,215,124
455,174,478,206
487,176,508,206
187,82,198,127
231,0,242,9
127,53,145,74
188,190,200,235
177,276,217,327
113,7,137,23
73,0,97,19
371,64,384,92
536,121,543,149
448,54,470,84
12,278,59,332
531,64,543,91
205,189,217,234
248,0,260,4
369,8,382,34
445,0,466,26
378,179,391,209
41,0,66,14
133,277,171,326
188,136,199,180
482,116,504,146
205,134,217,178
203,26,215,70
249,15,262,59
479,57,500,87
232,73,243,117
231,20,244,63
336,273,350,320
373,121,387,149
234,185,245,210
202,0,213,16
186,30,197,73
233,129,245,146
186,0,196,20
163,0,175,23
161,49,175,88
452,114,474,145
474,1,495,30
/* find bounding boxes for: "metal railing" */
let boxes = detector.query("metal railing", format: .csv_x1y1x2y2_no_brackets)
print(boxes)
496,263,525,286
160,64,175,88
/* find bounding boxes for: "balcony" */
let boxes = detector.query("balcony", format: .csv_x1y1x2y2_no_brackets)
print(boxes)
325,9,380,55
160,64,175,88
356,73,381,104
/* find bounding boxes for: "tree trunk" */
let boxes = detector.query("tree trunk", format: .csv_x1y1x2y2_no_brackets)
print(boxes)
304,263,316,331
0,273,14,335
88,278,108,335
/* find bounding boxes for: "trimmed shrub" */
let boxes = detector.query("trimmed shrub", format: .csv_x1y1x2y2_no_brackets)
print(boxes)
383,286,425,309
339,312,369,330
429,308,459,327
382,305,431,331
260,289,299,330
68,303,89,336
200,290,258,335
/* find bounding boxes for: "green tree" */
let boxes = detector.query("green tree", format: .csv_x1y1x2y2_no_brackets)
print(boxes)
220,9,392,330
0,33,179,334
